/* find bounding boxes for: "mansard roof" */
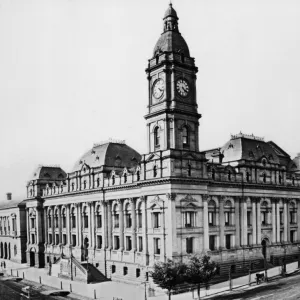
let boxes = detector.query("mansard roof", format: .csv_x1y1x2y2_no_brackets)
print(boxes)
71,140,141,173
29,165,67,181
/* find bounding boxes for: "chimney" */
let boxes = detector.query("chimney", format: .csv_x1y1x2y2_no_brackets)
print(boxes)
6,193,12,200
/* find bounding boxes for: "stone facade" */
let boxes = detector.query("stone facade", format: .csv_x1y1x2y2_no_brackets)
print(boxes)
1,3,300,285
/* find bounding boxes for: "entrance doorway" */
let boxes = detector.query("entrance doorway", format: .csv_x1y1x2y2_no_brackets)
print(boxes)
30,251,35,267
261,238,270,261
82,237,89,261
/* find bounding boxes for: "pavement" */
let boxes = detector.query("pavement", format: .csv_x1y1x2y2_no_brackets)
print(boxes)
0,259,299,300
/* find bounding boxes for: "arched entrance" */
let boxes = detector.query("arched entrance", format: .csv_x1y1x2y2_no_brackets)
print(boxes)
82,237,89,261
261,238,270,261
0,242,3,258
29,249,35,267
4,243,7,259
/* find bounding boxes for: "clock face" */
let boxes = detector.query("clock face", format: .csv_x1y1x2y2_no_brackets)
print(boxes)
152,79,165,100
176,79,190,97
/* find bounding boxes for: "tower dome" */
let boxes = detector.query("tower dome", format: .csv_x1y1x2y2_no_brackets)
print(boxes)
153,4,190,57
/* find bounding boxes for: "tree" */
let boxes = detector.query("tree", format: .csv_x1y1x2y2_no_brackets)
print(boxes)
150,259,186,300
185,255,218,300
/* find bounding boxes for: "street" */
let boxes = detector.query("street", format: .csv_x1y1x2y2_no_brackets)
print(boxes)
207,273,300,300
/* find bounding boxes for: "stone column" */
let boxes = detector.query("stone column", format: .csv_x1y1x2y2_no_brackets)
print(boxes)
252,200,256,245
44,208,48,246
235,197,240,247
142,197,148,258
272,200,276,243
276,199,281,243
118,200,124,251
219,197,225,249
107,202,112,249
66,205,71,245
166,193,177,257
287,201,291,242
91,202,95,249
102,202,108,249
242,199,248,246
297,201,300,242
77,204,82,247
58,206,62,244
283,200,288,242
51,208,55,244
26,209,30,246
203,195,209,250
256,199,261,245
131,198,137,252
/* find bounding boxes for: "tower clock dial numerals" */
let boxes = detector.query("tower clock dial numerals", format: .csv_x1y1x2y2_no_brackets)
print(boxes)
176,79,189,97
152,79,165,100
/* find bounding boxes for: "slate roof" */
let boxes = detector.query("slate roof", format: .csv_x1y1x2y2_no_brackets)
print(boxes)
71,142,141,173
0,198,25,210
30,166,67,181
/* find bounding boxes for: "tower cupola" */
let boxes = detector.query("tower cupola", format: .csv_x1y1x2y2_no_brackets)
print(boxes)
163,3,179,33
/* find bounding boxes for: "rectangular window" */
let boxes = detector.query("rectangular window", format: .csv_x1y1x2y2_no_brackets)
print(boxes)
97,235,102,249
138,237,143,252
290,231,295,243
72,235,76,247
280,231,283,242
290,212,295,224
114,236,120,250
62,234,67,245
62,217,66,228
153,212,161,228
12,219,16,231
225,234,231,249
247,233,251,246
138,213,142,228
31,218,35,229
84,216,88,228
31,234,35,244
225,212,230,226
261,212,266,225
125,214,132,228
114,215,119,228
55,234,59,245
97,215,102,228
126,236,132,251
186,237,193,254
247,211,251,226
154,238,161,255
184,212,195,228
72,216,76,228
49,234,52,244
209,212,215,226
209,235,215,251
280,211,283,225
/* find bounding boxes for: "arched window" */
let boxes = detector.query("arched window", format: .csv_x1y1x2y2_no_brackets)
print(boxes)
292,177,295,186
62,208,66,228
112,175,115,185
83,206,88,229
153,165,157,178
71,207,76,229
263,173,266,183
279,174,282,184
154,127,160,148
124,173,127,183
53,186,56,194
136,170,140,181
97,177,100,187
83,180,87,189
182,126,189,147
124,203,132,228
71,183,75,191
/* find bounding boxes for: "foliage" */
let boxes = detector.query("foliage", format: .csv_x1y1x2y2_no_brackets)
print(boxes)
185,255,218,299
150,259,186,300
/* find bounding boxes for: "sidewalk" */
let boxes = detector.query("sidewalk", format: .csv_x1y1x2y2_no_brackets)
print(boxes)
0,259,298,300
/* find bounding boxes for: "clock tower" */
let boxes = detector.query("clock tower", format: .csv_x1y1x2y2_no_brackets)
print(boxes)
145,4,201,154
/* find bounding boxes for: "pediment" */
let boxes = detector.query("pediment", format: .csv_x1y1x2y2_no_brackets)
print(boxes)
149,195,164,209
180,194,197,202
145,153,160,162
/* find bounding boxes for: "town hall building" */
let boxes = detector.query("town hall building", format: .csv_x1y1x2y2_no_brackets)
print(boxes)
1,3,300,284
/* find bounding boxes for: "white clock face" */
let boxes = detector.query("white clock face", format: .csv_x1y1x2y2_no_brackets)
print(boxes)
176,79,190,97
152,79,165,100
